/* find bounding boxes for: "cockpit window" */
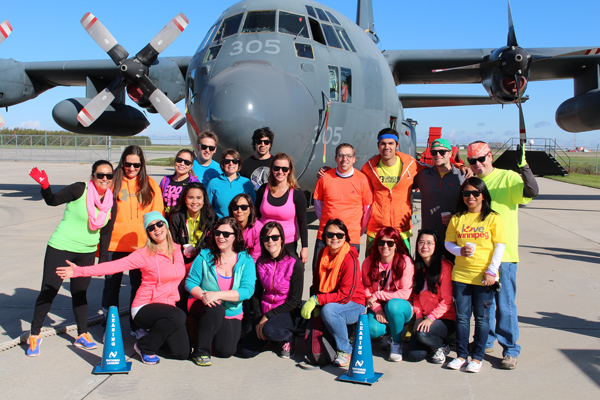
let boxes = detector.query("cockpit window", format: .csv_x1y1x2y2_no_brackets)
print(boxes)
295,43,314,59
321,24,342,49
204,45,221,62
242,11,276,33
279,11,309,38
305,5,316,19
214,13,243,41
315,8,330,22
197,23,219,54
308,17,326,46
325,11,341,25
328,66,339,102
335,27,356,52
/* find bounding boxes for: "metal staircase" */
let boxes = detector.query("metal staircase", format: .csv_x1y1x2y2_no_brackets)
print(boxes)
492,138,569,176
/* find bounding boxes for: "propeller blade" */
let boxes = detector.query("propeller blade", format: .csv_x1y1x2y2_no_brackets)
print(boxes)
432,59,500,73
80,12,128,65
0,113,5,129
0,19,12,45
136,13,189,65
77,77,126,127
514,73,526,141
137,76,185,129
507,0,518,47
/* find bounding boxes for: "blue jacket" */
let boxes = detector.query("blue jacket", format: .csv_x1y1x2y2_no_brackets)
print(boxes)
185,248,256,317
206,173,256,218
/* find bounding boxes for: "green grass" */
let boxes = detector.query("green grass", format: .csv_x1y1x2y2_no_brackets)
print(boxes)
546,174,600,189
147,157,175,167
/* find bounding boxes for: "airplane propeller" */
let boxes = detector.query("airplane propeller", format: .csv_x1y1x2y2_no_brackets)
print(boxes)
0,19,13,128
77,12,188,130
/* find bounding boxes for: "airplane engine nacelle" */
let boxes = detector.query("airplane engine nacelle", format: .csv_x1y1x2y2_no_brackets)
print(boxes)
52,98,149,136
127,58,186,112
555,90,600,133
0,59,36,107
481,68,528,104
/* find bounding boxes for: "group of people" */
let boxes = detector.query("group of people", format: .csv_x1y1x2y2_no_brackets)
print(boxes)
27,125,538,374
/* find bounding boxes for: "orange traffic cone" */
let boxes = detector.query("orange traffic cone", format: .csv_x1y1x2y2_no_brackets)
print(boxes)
93,306,132,374
338,313,383,385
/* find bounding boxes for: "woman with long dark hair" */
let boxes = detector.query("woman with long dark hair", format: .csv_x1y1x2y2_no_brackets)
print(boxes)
361,226,414,362
159,149,199,217
229,193,263,262
407,229,456,364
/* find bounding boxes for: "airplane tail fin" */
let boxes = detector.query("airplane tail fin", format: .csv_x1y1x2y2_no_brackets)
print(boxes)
356,0,378,43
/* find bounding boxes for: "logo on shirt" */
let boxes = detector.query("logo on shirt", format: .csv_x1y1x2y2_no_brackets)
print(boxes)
251,167,270,190
379,176,400,184
458,224,489,240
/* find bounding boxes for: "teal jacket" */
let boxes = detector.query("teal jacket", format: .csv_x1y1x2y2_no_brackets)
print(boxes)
185,248,256,317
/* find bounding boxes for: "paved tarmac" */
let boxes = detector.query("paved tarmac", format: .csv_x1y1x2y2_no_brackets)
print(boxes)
0,161,599,399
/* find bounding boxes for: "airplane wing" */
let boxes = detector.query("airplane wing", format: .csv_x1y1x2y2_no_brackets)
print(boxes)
398,94,527,108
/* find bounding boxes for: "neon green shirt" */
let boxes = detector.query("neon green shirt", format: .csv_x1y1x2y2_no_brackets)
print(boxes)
377,156,402,190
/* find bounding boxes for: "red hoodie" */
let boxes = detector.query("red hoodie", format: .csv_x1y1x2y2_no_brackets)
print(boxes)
313,246,366,306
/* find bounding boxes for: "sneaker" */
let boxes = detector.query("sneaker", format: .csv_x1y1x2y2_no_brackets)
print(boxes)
280,340,294,359
333,351,351,367
134,343,160,365
465,360,482,373
430,345,449,364
193,355,212,366
446,357,467,370
26,335,42,357
389,341,402,362
500,355,518,370
378,334,392,350
74,333,98,350
485,347,494,354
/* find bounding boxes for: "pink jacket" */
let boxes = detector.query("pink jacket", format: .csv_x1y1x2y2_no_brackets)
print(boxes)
257,254,297,315
243,220,264,262
362,254,414,313
73,244,185,309
412,259,456,321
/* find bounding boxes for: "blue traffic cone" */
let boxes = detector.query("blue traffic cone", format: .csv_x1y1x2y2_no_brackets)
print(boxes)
93,306,132,374
338,313,383,385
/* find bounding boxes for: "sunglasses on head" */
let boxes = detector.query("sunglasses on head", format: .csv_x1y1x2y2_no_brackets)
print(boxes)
430,149,449,156
325,232,345,240
175,157,193,166
146,220,165,232
272,166,290,173
467,155,488,165
223,159,240,165
232,204,250,212
255,139,271,145
261,234,281,243
462,190,481,198
199,144,216,151
123,162,141,169
214,230,234,238
94,172,114,180
377,239,395,248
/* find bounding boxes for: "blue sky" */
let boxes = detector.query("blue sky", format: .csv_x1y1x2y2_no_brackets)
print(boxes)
2,0,599,148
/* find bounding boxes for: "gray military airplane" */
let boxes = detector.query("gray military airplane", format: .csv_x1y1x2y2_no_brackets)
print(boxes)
1,0,599,188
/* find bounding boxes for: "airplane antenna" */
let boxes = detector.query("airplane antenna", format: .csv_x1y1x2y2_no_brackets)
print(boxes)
356,0,378,44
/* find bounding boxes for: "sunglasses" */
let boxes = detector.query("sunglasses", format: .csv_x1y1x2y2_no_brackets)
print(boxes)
175,157,193,166
272,166,290,173
467,155,488,165
123,162,141,169
223,159,240,165
146,220,165,232
232,204,250,212
199,144,216,151
377,239,395,248
326,232,345,240
255,139,271,145
462,190,481,198
430,149,449,156
214,230,234,238
94,173,114,180
261,234,281,242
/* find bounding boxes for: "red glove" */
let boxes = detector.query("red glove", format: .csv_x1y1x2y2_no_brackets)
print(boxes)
29,167,50,189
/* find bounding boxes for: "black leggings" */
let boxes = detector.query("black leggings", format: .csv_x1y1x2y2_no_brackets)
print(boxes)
133,303,190,359
30,246,95,336
101,251,142,331
189,300,241,358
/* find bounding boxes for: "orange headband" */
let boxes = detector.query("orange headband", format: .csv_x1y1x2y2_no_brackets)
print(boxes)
467,143,490,159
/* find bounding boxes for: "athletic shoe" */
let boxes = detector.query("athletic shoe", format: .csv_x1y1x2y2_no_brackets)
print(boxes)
280,340,294,359
465,360,482,373
26,335,42,357
500,355,518,370
333,351,351,367
134,343,160,365
193,355,212,366
446,357,467,370
74,333,98,350
485,347,494,354
389,341,402,362
378,334,392,350
430,345,450,364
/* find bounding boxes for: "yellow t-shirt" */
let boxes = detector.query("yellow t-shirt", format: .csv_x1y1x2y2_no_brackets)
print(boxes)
186,211,204,247
377,156,402,190
445,211,505,285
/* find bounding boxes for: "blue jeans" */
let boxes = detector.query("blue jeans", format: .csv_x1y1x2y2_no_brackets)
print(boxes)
486,262,521,357
367,299,412,343
452,281,494,361
320,301,365,354
312,239,359,272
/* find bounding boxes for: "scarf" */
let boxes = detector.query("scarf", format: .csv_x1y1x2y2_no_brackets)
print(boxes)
86,180,113,231
318,242,351,293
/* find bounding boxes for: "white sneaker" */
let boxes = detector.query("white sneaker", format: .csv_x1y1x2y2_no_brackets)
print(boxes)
430,345,449,364
465,360,482,373
446,357,467,370
389,341,402,362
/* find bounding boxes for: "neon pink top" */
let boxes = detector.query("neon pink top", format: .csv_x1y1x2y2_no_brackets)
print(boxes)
259,188,297,244
217,272,243,320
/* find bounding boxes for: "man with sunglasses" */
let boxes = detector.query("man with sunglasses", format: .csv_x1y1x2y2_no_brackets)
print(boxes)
241,127,274,190
312,143,372,271
192,130,222,187
467,140,538,370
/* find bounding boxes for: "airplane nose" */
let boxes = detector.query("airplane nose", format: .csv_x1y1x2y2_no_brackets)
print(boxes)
195,61,316,156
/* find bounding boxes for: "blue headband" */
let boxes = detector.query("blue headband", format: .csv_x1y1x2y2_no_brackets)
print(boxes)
377,133,399,142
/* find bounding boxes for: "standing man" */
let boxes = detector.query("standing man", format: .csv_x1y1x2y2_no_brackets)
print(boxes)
313,143,372,270
467,140,538,370
192,130,222,187
240,127,274,191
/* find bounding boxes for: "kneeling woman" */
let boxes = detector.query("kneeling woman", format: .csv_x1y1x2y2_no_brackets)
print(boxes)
57,211,189,365
239,222,304,358
186,217,256,366
301,219,365,367
362,227,414,362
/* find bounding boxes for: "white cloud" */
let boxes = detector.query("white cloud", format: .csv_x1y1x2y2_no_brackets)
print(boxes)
534,121,552,128
18,120,41,129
